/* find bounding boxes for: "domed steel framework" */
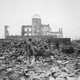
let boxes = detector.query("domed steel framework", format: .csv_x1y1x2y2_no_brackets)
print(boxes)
32,14,41,19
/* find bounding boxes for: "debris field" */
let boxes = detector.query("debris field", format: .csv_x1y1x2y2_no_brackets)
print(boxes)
0,39,80,80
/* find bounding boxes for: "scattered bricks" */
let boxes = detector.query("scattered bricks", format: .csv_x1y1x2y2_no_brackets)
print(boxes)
0,39,80,80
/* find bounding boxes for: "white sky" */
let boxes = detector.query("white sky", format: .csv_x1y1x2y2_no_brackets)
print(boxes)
0,0,80,40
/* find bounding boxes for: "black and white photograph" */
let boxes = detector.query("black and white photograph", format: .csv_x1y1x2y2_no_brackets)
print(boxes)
0,0,80,80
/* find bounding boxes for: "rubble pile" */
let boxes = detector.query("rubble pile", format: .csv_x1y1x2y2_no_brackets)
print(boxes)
0,39,80,80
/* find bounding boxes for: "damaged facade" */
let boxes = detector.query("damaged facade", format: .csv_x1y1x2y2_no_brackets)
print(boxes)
5,14,63,40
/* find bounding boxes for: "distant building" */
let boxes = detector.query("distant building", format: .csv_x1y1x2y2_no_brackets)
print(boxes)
21,14,63,38
5,14,63,40
21,14,52,36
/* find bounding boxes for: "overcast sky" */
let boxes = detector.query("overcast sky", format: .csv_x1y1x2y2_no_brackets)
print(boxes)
0,0,80,40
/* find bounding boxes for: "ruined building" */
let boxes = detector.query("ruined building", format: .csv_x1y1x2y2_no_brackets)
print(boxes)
21,14,63,37
5,14,63,40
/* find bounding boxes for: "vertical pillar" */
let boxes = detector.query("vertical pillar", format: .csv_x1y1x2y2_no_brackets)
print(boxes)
5,26,9,39
59,28,63,38
21,26,25,36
